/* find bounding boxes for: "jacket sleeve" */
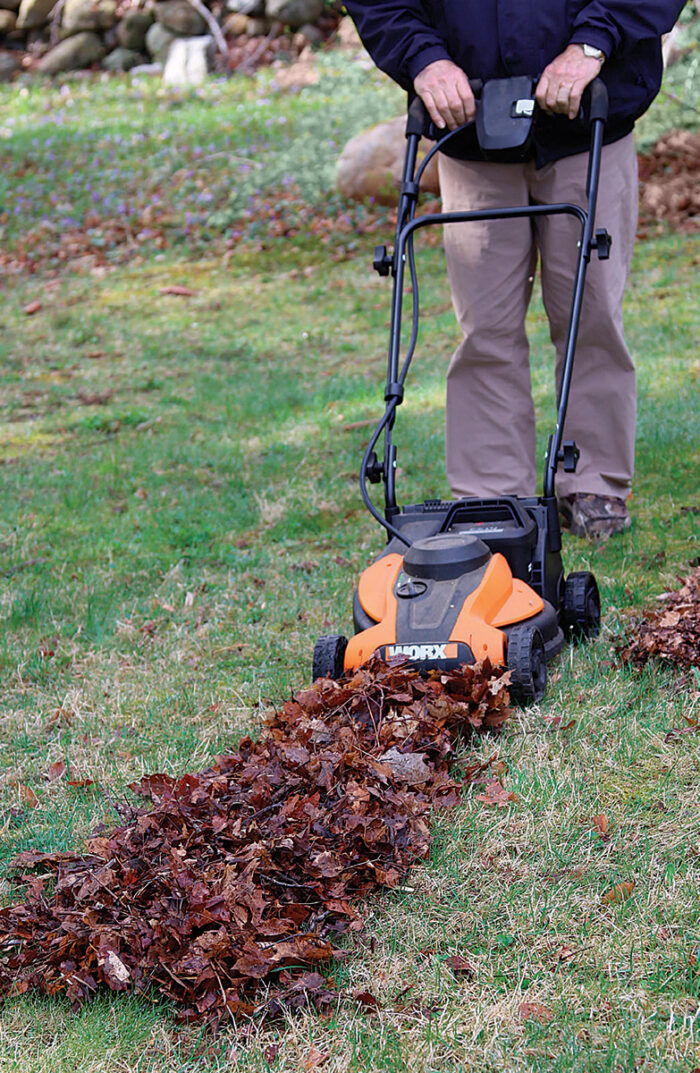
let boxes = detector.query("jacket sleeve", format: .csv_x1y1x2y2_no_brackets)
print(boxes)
568,0,686,59
343,0,452,90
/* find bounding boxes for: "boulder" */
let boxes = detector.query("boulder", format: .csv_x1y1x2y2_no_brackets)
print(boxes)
336,14,362,48
222,10,247,35
153,0,206,36
244,15,265,34
295,21,322,44
115,6,152,50
265,0,322,31
62,0,116,34
102,45,146,70
0,8,17,30
337,115,440,205
0,47,20,77
225,0,263,13
144,19,175,60
37,28,104,71
17,0,54,30
162,33,211,85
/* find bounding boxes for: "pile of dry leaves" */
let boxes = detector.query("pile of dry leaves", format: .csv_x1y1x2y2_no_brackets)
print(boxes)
617,565,700,670
638,129,700,236
0,658,510,1026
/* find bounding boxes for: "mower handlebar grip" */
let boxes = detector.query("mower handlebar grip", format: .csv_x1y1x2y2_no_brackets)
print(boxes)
584,77,608,123
407,76,607,137
406,79,483,138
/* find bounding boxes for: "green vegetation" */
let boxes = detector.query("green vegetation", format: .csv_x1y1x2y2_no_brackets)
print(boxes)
0,46,698,1073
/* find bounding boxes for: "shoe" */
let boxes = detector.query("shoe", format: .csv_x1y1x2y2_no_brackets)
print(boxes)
558,493,632,540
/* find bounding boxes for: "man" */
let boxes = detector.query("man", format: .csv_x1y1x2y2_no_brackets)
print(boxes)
344,0,684,539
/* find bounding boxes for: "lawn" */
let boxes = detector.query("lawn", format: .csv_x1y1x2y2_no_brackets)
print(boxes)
0,46,698,1073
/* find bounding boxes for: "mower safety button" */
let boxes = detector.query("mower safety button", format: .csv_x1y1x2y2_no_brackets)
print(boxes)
396,579,427,599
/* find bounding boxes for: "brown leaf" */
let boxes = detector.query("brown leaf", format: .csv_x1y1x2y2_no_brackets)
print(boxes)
445,954,474,976
591,814,610,840
23,300,42,315
353,989,381,1011
601,880,635,905
47,759,67,782
518,1001,553,1024
19,785,39,807
302,1048,329,1071
159,285,196,297
475,778,519,807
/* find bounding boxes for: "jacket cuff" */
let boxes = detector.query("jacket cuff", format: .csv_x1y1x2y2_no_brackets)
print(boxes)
406,45,454,84
568,28,616,60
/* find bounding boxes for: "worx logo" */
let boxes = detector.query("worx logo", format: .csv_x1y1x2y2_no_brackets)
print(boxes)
386,642,458,661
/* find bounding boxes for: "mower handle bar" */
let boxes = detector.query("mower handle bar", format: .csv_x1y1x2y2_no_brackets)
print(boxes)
359,75,610,547
406,77,608,140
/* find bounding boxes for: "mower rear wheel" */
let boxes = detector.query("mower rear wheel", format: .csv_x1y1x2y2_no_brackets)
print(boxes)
507,625,547,703
312,634,348,681
562,571,601,640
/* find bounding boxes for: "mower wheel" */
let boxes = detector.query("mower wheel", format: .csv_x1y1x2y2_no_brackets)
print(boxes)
506,625,547,703
562,571,601,640
312,634,348,681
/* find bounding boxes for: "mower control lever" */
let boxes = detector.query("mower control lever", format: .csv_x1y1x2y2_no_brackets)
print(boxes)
373,245,393,277
559,440,580,473
366,451,384,484
591,228,612,260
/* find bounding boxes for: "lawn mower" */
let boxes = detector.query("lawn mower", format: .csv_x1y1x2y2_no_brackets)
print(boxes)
313,77,610,701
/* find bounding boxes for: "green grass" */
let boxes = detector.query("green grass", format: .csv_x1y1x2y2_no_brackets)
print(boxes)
0,50,698,1073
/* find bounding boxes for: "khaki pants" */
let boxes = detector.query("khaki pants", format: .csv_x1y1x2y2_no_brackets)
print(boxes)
438,134,638,499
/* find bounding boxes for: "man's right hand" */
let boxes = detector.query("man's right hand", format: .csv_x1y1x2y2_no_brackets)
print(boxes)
413,59,476,131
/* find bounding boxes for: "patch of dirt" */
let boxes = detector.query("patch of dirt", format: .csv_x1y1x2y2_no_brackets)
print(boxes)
638,129,700,236
0,657,511,1026
617,565,700,670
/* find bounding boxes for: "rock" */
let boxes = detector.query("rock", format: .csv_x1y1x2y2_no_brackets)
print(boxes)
225,0,263,13
271,51,317,89
62,0,116,34
102,45,145,70
129,60,162,75
0,47,20,77
37,29,104,72
154,0,206,36
222,10,247,35
336,14,362,48
115,7,152,50
337,115,441,205
25,28,50,53
162,33,211,85
0,8,17,30
144,19,175,60
244,15,265,35
294,21,322,45
17,0,55,30
266,0,322,31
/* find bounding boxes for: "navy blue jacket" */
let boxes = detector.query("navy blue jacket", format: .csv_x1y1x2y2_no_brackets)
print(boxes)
344,0,684,164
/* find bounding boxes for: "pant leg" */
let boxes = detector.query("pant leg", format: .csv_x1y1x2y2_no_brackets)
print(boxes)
438,153,537,498
529,134,638,499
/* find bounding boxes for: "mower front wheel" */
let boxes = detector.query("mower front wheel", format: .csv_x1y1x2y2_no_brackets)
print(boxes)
562,571,601,640
312,634,348,681
507,625,547,703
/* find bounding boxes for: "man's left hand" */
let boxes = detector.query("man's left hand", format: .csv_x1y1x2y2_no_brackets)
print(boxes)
535,44,603,120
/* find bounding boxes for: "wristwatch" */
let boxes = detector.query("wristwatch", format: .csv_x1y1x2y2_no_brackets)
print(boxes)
581,43,606,63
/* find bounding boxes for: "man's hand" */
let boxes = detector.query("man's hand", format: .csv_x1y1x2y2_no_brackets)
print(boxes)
414,59,476,130
535,44,603,120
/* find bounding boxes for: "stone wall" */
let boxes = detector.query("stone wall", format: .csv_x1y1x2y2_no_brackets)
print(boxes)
0,0,342,80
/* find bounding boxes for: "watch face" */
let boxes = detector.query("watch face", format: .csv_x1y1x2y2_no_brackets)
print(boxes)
582,44,604,60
